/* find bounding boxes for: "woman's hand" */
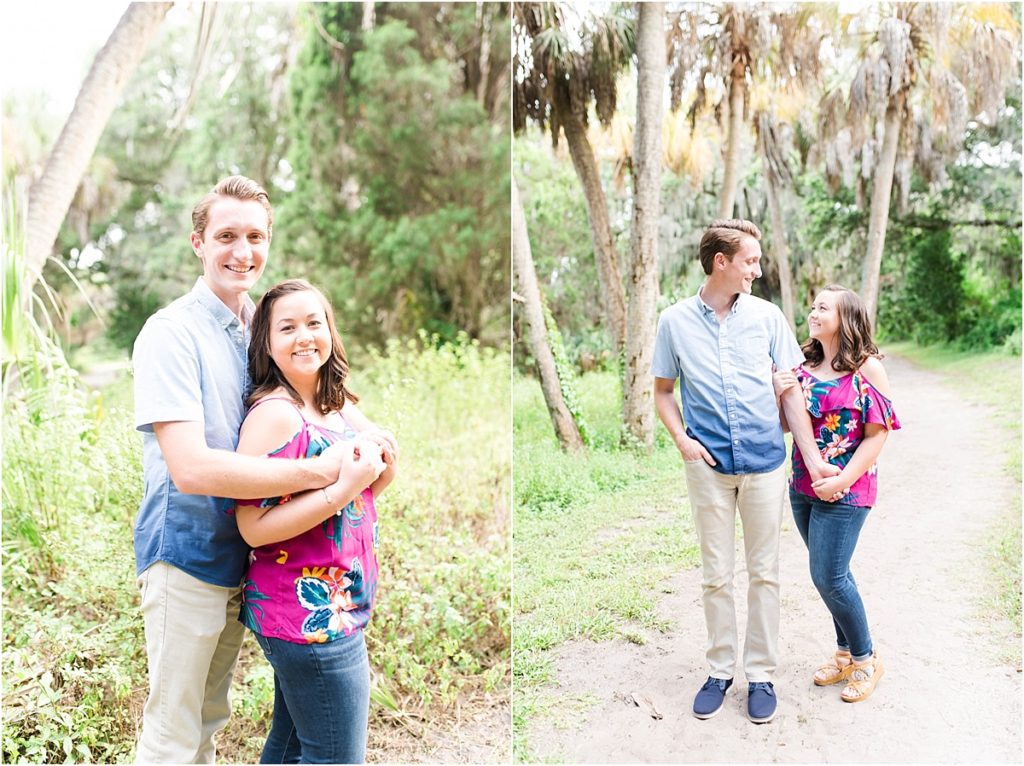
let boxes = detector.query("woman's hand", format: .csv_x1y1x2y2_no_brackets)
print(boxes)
352,435,387,481
335,438,385,491
811,474,850,503
358,428,399,464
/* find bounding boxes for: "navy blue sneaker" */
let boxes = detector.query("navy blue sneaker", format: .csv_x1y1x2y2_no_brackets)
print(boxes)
693,676,733,719
747,681,777,723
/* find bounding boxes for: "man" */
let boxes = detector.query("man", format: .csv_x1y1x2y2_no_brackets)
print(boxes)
132,176,353,762
651,219,836,724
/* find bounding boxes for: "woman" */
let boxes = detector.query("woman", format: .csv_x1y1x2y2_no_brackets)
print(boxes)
779,284,900,703
234,279,398,763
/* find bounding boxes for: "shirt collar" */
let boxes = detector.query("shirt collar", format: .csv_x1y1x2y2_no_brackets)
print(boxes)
191,277,255,330
696,284,743,316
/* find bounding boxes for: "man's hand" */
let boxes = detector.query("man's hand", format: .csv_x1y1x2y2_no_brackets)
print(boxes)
772,369,798,400
807,458,841,484
676,435,716,467
313,439,351,484
811,474,850,503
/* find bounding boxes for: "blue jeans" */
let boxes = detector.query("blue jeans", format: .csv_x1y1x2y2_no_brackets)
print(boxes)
789,490,873,659
253,630,370,764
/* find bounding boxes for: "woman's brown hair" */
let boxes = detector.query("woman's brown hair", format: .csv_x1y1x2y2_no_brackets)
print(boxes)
246,280,358,414
801,284,882,373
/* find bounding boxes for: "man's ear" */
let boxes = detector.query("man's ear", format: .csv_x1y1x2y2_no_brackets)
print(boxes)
190,231,203,257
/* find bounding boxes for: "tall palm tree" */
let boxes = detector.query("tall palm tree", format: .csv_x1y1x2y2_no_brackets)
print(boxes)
820,3,1018,324
25,2,172,289
623,2,665,448
514,1,634,351
673,3,773,220
750,5,832,329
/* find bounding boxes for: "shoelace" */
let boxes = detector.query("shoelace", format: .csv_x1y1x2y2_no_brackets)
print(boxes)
704,678,728,691
750,682,774,694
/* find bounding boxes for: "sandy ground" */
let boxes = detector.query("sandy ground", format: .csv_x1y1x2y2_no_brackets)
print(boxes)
369,696,511,763
523,354,1022,763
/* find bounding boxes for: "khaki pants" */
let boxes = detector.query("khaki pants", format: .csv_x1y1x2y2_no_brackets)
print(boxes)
683,460,786,682
134,561,245,764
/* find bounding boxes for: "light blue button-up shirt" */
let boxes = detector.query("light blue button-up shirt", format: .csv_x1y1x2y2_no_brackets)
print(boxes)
132,278,255,587
651,288,804,475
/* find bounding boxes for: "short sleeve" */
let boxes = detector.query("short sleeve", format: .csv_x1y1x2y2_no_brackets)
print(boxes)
651,313,680,380
133,317,204,433
767,306,804,372
860,377,901,432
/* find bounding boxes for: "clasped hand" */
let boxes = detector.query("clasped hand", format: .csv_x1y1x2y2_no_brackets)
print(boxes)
809,465,849,502
317,430,396,488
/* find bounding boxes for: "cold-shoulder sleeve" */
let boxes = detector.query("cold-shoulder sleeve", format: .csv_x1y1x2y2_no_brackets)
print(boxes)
857,373,901,431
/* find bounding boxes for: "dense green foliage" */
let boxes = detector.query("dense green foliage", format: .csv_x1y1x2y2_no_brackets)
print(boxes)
518,114,1021,363
12,3,510,355
515,5,1021,364
2,337,510,762
277,5,511,347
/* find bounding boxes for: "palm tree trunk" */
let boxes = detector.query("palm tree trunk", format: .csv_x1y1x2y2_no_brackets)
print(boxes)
718,72,746,219
623,1,665,449
765,172,796,330
25,2,172,287
513,181,584,452
862,95,903,326
556,102,628,351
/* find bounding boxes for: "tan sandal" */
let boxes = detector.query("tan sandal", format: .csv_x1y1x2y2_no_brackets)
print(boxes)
841,652,884,702
813,649,853,686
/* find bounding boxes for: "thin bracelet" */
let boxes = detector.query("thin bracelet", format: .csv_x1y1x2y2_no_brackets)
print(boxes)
321,487,334,510
321,487,343,516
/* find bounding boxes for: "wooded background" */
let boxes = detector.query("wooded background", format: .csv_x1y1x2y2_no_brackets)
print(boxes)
513,1,1021,450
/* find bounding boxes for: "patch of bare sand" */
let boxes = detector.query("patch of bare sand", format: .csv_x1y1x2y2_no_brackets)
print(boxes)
370,693,511,763
524,354,1022,763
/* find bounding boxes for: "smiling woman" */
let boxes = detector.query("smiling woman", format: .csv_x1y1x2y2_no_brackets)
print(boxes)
231,278,398,763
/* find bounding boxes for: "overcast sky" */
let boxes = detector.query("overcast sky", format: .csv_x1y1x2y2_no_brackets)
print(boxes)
0,1,134,121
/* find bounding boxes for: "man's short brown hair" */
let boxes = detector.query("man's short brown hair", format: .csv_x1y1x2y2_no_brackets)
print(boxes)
191,175,273,241
698,219,762,275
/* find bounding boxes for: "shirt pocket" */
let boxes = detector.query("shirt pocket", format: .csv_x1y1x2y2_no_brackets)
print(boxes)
733,333,771,374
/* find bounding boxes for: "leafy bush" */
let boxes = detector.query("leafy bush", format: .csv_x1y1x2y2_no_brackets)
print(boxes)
879,227,964,344
957,285,1022,354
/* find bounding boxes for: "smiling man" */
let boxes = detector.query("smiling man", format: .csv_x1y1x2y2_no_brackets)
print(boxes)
651,219,837,725
131,176,348,763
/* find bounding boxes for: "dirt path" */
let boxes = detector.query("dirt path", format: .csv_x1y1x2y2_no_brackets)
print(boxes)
524,353,1021,763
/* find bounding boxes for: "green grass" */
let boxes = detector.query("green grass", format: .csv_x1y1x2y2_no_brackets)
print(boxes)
886,342,1021,638
512,370,700,762
2,335,510,763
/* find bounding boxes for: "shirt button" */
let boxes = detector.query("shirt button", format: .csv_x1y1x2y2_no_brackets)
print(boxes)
734,440,739,444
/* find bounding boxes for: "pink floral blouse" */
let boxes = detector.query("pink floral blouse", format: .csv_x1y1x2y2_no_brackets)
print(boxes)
790,364,901,507
235,400,379,644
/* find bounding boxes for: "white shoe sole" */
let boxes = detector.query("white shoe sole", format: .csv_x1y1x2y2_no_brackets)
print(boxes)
693,688,730,719
748,707,776,724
